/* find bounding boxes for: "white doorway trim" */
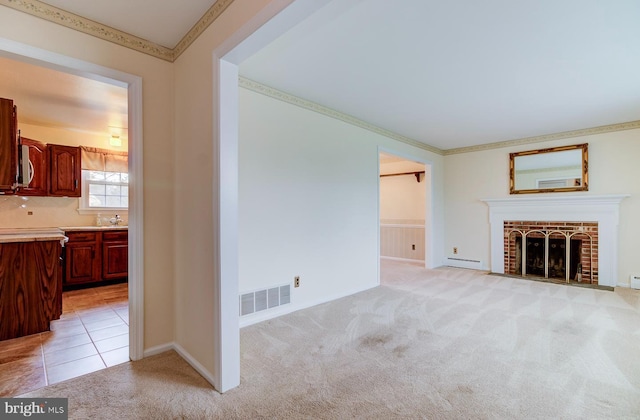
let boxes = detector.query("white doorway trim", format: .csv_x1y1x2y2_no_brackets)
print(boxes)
0,37,145,361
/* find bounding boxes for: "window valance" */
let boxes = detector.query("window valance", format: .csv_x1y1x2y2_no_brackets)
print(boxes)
80,146,128,173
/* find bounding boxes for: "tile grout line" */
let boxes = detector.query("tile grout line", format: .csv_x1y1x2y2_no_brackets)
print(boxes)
80,307,106,369
39,333,49,386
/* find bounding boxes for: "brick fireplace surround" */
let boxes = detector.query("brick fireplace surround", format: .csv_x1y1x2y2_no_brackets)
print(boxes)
482,195,628,288
503,220,598,284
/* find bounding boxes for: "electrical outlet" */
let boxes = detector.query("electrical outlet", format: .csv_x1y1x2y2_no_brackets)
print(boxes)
453,247,458,254
294,276,300,288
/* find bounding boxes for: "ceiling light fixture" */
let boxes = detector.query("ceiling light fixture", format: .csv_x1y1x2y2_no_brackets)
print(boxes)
110,134,122,147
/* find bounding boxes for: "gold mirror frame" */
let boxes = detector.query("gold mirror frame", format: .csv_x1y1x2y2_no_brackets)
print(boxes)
509,143,588,194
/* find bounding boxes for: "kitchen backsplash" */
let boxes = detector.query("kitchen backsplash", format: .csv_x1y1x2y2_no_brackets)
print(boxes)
0,195,127,228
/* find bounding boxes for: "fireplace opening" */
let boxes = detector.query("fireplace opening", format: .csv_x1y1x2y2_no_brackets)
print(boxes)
504,221,598,285
514,236,582,282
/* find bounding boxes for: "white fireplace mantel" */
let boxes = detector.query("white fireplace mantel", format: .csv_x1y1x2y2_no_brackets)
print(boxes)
481,194,629,287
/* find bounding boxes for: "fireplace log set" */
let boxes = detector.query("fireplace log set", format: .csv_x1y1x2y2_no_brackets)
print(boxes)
515,237,582,281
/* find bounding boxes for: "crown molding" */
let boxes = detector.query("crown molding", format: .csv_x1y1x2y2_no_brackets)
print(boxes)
4,0,638,153
172,0,234,61
239,77,444,155
0,0,174,61
444,120,640,155
239,77,640,157
0,0,235,62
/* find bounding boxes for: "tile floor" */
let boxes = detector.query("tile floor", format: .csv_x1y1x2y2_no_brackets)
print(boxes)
0,282,129,397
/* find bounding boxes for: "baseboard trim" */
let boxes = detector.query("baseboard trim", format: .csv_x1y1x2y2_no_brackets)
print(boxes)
172,343,218,389
143,342,218,391
380,256,425,263
143,342,175,358
239,283,377,328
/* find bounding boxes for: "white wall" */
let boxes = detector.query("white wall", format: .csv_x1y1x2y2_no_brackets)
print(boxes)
237,87,444,324
444,129,640,284
172,0,290,390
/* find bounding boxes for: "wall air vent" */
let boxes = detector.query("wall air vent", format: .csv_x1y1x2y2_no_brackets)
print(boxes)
240,284,291,316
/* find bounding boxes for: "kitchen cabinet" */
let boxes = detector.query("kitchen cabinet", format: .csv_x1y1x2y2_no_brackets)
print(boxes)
49,144,81,197
102,230,128,280
0,239,63,340
64,228,128,287
0,97,18,193
19,138,48,196
64,231,101,285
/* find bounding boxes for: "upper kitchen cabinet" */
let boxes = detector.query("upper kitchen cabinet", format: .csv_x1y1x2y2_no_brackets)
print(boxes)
19,138,48,196
49,144,81,197
0,98,18,193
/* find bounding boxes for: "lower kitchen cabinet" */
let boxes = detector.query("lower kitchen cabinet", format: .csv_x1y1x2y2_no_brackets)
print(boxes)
0,240,63,340
65,231,101,285
102,230,128,280
64,229,128,288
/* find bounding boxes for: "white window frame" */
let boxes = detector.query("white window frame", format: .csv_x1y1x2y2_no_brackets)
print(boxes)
77,169,129,215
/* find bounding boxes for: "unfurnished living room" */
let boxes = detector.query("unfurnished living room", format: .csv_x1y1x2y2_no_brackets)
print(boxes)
0,0,639,419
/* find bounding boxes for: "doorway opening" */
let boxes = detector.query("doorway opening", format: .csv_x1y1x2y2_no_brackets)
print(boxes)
0,40,143,396
379,151,429,266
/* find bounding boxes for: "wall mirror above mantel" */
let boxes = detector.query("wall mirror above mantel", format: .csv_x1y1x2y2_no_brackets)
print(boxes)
509,143,588,194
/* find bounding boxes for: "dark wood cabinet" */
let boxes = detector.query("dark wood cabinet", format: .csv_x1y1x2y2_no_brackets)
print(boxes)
0,98,18,193
64,231,101,285
0,240,62,340
64,229,128,287
19,138,48,196
102,230,128,280
49,144,81,197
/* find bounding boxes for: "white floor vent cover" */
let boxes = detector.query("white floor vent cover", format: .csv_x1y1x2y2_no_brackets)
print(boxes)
240,284,290,316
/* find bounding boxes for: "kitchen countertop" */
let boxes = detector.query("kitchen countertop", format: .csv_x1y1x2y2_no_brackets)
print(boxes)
0,225,128,244
0,228,68,245
59,226,128,232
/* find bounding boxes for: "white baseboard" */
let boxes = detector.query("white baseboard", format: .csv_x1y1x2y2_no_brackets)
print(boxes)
172,343,217,389
142,342,217,391
380,256,424,263
143,342,175,358
239,283,377,328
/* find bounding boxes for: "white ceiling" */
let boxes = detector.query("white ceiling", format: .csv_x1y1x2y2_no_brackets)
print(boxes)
2,0,639,151
240,0,640,150
0,56,128,138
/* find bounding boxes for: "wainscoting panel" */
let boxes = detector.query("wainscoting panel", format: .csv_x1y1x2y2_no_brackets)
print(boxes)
380,220,425,261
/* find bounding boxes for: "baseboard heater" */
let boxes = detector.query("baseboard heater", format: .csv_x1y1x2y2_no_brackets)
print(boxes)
240,284,290,316
445,257,483,270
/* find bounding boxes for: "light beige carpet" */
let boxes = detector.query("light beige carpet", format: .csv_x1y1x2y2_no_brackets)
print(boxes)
22,260,640,419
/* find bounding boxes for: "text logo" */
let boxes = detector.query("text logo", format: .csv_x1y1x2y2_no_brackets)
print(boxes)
0,399,67,419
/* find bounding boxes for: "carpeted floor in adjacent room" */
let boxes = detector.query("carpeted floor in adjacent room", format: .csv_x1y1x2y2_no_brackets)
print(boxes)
21,260,640,419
